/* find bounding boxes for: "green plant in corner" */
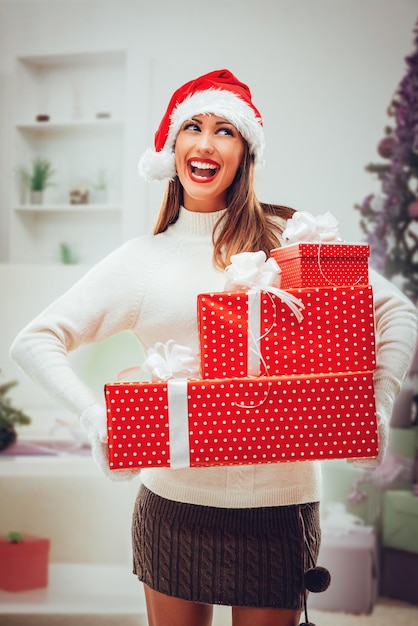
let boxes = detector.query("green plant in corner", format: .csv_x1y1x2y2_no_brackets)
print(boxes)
28,157,55,192
0,377,31,451
17,157,55,204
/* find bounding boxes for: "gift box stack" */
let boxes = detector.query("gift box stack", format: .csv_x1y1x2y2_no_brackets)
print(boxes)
379,347,418,605
106,212,379,471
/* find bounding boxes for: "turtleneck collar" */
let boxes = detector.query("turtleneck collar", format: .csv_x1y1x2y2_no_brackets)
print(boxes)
171,206,227,236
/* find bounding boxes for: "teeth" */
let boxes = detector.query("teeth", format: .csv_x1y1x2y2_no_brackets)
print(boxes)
190,161,217,170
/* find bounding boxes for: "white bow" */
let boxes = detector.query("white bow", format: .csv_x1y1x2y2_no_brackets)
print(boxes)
118,340,200,382
144,340,200,382
224,250,281,291
224,250,304,323
283,210,341,245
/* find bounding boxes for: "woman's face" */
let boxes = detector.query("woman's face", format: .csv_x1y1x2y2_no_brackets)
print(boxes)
174,113,245,213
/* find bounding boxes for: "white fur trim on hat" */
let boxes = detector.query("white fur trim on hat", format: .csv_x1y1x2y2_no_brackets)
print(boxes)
138,88,265,182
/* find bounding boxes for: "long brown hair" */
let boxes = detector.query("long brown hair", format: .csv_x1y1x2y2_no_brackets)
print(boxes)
153,143,295,270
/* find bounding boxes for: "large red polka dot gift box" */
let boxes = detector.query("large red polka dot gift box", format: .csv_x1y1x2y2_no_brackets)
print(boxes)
270,211,370,289
105,371,378,469
198,285,376,380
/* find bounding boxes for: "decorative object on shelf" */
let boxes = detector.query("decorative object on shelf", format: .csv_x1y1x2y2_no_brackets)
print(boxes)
19,157,55,205
92,168,108,203
0,376,31,451
59,242,79,265
355,19,418,304
15,166,30,205
0,532,50,591
35,114,50,122
69,184,89,205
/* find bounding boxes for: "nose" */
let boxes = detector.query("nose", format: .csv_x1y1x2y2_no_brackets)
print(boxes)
196,130,214,153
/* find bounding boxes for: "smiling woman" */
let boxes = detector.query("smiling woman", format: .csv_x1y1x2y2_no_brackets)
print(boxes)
9,69,418,626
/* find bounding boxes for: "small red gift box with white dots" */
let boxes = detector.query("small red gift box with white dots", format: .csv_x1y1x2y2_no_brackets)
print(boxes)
270,242,370,289
197,285,376,379
105,371,378,470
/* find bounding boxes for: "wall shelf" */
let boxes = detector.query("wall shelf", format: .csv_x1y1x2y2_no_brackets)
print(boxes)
15,204,122,213
10,49,127,265
0,563,146,617
16,119,124,130
0,455,96,478
0,439,96,477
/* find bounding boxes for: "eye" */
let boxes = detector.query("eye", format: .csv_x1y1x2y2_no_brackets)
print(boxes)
182,121,201,132
217,126,236,137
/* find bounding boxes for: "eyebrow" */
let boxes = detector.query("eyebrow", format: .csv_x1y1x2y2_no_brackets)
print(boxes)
191,116,233,126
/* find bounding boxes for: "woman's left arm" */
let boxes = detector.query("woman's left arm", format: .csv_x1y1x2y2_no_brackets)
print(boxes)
356,268,418,466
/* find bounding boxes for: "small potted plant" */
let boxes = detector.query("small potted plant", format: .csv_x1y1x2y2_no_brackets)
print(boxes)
92,168,108,204
0,378,31,451
19,157,55,205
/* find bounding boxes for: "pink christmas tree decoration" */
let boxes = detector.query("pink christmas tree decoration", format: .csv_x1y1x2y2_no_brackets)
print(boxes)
356,19,418,303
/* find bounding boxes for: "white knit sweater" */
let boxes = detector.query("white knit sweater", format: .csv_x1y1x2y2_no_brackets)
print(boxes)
10,207,418,508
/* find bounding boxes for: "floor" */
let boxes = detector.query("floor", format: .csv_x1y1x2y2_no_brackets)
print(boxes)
0,598,417,626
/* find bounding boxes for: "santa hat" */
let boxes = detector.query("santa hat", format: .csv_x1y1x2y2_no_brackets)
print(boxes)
138,69,265,181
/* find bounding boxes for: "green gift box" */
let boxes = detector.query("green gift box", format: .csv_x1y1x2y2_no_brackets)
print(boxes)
322,460,381,527
389,426,418,458
387,426,418,489
382,490,418,554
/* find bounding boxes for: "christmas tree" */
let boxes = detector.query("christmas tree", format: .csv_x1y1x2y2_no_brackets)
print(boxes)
355,18,418,304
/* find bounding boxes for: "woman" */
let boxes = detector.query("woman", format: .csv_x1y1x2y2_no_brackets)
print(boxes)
10,69,418,626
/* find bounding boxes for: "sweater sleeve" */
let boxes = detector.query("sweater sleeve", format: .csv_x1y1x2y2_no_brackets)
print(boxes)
350,268,418,467
9,239,146,418
370,268,418,418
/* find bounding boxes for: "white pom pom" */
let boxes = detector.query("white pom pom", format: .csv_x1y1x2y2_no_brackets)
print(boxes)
138,147,177,181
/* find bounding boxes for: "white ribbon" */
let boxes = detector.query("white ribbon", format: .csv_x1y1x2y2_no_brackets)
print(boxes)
144,342,197,468
282,210,341,245
167,378,190,469
224,251,305,376
117,340,199,469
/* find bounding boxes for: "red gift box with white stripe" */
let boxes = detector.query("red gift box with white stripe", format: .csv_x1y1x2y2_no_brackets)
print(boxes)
197,285,376,379
105,371,378,470
270,242,370,289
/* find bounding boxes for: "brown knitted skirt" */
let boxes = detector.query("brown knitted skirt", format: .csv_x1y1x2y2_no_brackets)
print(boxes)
132,485,320,609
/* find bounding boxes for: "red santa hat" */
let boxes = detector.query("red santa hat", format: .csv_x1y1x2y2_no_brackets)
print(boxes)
138,69,265,181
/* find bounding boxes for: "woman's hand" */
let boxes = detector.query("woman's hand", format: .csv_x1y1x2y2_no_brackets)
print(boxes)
80,404,141,481
347,389,391,470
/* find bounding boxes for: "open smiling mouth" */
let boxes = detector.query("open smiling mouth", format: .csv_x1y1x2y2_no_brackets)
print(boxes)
188,160,219,182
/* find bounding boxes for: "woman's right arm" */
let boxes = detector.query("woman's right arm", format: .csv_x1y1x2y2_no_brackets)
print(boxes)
9,240,144,420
